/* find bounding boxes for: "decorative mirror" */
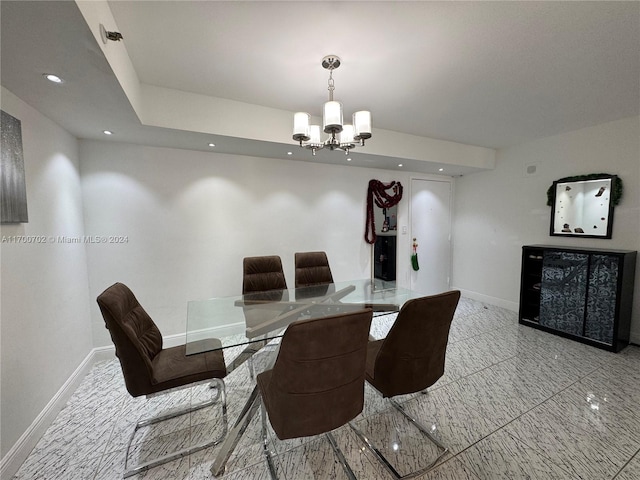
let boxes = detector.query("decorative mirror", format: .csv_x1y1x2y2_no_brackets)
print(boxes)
365,179,403,289
373,204,398,284
548,174,621,239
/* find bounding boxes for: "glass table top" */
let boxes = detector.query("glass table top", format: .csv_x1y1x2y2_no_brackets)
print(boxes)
186,279,422,355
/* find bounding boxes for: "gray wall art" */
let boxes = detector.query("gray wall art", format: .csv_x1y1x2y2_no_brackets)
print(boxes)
1,110,28,223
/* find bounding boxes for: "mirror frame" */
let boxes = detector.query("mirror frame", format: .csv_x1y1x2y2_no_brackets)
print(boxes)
549,174,617,239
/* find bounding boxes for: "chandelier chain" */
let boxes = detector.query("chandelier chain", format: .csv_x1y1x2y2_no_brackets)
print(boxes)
327,70,335,101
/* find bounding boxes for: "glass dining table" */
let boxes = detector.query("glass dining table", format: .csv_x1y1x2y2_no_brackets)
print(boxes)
185,279,422,476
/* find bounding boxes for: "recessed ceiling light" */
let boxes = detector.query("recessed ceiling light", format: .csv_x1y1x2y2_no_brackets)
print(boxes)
398,163,403,167
103,130,113,135
208,143,216,147
438,168,444,172
287,152,293,155
346,158,352,162
43,74,63,84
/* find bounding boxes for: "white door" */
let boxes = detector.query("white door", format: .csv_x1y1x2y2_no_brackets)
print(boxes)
410,178,452,295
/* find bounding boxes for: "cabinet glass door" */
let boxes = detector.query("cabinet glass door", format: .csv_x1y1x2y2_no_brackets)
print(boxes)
540,252,588,335
585,255,619,344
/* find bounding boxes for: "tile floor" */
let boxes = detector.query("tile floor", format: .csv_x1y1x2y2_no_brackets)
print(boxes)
13,297,640,479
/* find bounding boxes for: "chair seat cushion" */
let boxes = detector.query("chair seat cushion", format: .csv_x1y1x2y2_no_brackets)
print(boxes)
150,344,226,394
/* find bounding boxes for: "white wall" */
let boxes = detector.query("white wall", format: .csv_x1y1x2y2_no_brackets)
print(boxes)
452,116,640,341
80,140,425,347
0,88,93,459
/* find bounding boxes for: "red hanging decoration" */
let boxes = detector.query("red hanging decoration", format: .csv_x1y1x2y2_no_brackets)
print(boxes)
364,179,403,244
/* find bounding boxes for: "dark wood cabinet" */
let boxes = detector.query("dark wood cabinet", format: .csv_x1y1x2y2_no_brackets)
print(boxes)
519,245,636,352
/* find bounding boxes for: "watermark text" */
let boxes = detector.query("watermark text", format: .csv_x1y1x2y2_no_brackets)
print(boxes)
2,235,129,244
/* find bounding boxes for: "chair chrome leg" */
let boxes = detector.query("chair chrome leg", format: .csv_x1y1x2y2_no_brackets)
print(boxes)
209,381,222,402
349,398,449,480
211,337,281,477
326,431,358,480
135,395,216,429
349,422,403,479
260,396,279,480
390,399,448,452
123,378,228,478
211,386,261,477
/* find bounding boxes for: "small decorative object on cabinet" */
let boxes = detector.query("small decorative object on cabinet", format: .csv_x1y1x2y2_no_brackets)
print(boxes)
519,245,636,352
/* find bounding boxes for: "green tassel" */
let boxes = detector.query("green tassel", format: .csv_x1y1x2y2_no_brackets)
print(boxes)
411,253,419,271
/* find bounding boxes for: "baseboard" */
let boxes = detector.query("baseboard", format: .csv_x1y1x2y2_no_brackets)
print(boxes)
164,331,188,348
0,350,96,480
455,288,519,312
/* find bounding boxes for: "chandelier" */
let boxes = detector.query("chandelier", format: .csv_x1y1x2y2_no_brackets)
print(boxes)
293,55,372,155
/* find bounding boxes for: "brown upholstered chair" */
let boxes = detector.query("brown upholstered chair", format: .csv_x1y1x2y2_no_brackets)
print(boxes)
242,255,288,295
294,251,334,288
257,308,374,479
350,290,461,479
97,282,228,478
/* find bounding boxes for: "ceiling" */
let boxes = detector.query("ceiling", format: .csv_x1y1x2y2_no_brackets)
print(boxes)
2,1,639,175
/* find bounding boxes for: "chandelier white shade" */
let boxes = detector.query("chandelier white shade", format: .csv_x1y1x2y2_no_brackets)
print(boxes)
354,111,372,140
293,55,372,155
323,101,343,133
309,124,322,144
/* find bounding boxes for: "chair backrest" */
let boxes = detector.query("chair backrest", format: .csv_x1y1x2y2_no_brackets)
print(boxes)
258,308,373,440
372,290,460,398
242,255,287,294
97,282,163,397
294,251,334,288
